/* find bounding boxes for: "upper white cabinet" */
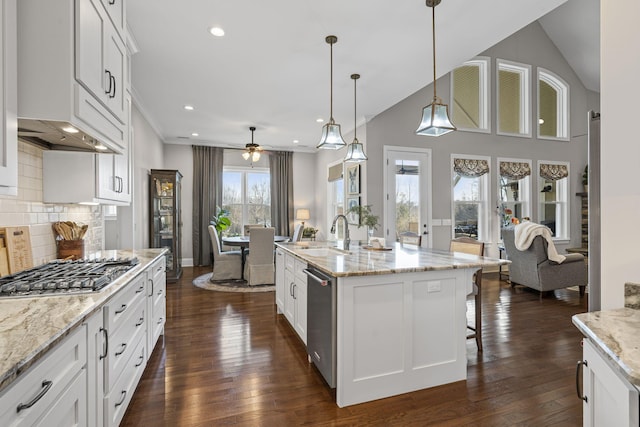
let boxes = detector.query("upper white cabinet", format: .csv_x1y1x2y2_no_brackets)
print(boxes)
17,0,128,153
0,0,17,195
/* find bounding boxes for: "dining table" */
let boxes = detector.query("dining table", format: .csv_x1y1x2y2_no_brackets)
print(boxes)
222,235,289,280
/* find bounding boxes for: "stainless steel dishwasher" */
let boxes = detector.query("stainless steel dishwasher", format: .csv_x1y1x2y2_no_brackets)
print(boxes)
304,267,337,388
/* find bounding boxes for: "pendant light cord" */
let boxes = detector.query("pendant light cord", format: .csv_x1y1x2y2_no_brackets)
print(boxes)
353,75,357,139
432,3,437,101
330,39,334,122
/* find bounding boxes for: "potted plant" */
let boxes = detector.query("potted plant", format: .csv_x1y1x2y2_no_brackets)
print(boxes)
210,206,231,236
582,165,588,193
347,204,380,245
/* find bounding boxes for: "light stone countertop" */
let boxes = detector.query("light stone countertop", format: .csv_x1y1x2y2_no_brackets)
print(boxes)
276,240,509,277
0,248,167,394
572,283,640,388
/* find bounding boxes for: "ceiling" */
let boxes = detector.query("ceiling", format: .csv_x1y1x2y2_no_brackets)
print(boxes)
126,0,599,153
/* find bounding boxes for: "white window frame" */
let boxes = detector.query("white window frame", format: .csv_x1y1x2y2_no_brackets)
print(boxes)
222,166,271,234
451,154,491,242
450,56,491,133
537,67,570,141
497,157,532,229
537,160,570,241
496,59,532,138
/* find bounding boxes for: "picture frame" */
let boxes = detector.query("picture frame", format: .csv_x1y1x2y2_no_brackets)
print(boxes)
347,197,360,225
347,164,360,195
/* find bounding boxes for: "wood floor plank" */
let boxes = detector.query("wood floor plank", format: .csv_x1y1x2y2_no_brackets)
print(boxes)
121,267,586,426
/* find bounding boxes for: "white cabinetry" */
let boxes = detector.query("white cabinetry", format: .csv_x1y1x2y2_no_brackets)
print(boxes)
146,256,166,358
278,251,307,344
0,325,87,427
581,338,639,426
275,249,285,312
17,0,128,153
0,0,17,195
84,311,106,427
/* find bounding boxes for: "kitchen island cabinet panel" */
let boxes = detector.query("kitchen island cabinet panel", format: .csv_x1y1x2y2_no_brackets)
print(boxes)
0,0,17,195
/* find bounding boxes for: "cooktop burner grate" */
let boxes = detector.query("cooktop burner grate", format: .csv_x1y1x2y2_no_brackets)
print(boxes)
0,257,139,298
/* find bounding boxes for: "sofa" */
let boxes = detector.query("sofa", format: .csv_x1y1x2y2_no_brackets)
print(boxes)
502,227,587,296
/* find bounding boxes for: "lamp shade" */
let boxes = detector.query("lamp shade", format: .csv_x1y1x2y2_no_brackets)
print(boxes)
344,139,368,162
296,209,310,221
317,121,346,150
416,101,456,136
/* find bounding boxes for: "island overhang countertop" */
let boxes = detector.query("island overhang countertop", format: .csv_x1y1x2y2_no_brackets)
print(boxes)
276,240,509,277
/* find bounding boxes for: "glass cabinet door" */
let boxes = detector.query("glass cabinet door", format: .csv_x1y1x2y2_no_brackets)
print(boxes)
150,169,182,281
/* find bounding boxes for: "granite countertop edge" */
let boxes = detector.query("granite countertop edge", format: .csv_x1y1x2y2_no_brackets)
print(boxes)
0,248,167,394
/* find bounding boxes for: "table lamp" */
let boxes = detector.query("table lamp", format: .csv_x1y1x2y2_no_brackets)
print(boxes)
296,209,310,228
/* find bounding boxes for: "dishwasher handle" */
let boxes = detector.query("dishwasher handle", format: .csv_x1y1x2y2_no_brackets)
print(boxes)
303,269,330,287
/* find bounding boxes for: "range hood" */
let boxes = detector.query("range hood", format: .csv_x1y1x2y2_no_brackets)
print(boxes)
17,119,119,154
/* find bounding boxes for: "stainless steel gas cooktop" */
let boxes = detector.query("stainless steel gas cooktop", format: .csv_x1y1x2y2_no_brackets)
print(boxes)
0,257,139,298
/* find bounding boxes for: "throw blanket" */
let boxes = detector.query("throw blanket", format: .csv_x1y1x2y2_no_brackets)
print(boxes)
514,222,566,264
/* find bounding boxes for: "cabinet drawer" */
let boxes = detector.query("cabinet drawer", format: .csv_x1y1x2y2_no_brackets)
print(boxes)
151,302,166,350
0,325,87,427
104,334,146,427
285,253,295,272
104,271,145,333
34,369,87,427
106,295,146,391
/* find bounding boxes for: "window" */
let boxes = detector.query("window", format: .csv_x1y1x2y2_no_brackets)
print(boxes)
222,167,271,236
451,57,490,132
452,155,490,241
497,59,531,137
537,68,569,140
538,161,569,240
498,158,531,227
327,162,344,237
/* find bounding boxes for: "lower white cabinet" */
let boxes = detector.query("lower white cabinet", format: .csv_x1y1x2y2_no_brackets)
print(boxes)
0,0,18,195
146,256,166,358
0,325,87,427
581,338,639,426
277,251,307,344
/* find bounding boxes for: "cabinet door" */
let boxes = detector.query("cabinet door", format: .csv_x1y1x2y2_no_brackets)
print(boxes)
583,339,639,427
284,267,295,325
96,153,117,200
84,311,105,427
100,0,125,37
0,0,18,194
294,275,307,344
275,250,285,312
103,21,126,121
76,0,106,104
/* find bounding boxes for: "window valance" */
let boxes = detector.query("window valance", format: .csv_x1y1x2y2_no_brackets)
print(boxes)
539,163,568,180
499,161,531,180
328,163,343,182
454,158,489,178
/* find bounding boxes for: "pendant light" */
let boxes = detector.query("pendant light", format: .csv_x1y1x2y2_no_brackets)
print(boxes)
317,35,347,150
242,126,262,163
344,73,368,162
416,0,456,136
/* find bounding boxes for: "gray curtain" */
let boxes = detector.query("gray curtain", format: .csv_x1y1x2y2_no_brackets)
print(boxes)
269,151,294,238
192,145,224,266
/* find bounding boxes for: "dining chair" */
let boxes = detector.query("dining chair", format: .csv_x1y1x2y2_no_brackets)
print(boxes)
449,236,485,352
244,224,263,236
244,227,275,286
292,224,303,242
400,231,421,247
208,225,242,281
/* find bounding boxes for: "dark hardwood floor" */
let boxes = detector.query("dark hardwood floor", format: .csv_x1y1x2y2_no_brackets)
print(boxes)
121,267,587,426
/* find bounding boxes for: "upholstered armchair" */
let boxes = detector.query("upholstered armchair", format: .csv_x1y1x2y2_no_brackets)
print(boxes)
208,226,242,281
244,227,275,286
502,227,587,296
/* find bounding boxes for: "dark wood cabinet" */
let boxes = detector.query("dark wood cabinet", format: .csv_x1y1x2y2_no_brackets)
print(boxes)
149,169,182,281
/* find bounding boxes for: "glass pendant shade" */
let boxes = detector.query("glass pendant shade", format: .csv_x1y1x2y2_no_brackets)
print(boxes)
317,120,346,150
344,138,368,162
416,100,456,136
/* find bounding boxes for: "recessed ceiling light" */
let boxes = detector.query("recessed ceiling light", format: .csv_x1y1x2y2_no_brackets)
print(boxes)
316,118,324,123
191,133,199,137
209,27,225,37
293,140,299,144
184,105,194,111
62,126,79,133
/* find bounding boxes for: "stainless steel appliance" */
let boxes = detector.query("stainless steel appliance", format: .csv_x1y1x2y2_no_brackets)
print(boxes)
304,267,337,388
0,257,139,298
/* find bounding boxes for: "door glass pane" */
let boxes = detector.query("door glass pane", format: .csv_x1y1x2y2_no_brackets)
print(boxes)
395,160,420,237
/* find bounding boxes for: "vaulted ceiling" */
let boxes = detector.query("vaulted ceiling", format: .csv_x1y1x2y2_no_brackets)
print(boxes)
127,0,598,152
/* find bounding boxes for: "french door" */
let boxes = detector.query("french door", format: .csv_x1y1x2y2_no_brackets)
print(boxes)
384,147,432,247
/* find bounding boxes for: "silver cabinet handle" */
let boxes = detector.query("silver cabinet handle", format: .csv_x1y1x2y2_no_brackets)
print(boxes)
115,390,127,407
115,304,127,314
17,380,52,412
576,360,588,402
100,327,109,360
115,343,127,357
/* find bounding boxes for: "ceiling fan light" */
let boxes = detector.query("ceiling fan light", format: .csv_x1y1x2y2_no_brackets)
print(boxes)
344,139,368,162
416,101,456,136
252,151,260,162
317,121,346,150
242,151,250,160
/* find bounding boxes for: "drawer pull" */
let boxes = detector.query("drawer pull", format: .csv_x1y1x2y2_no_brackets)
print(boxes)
17,380,53,413
148,278,154,297
115,343,127,356
576,360,588,402
136,284,144,294
100,327,109,360
115,304,127,314
114,390,127,408
135,354,144,367
135,317,144,327
157,317,164,325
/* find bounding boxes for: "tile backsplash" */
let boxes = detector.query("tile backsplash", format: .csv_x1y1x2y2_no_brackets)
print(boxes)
0,141,103,265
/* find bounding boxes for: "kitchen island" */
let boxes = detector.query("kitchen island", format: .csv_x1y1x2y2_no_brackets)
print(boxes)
276,241,508,407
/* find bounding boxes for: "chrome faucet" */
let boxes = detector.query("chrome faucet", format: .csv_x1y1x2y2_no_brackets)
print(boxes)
330,214,350,250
